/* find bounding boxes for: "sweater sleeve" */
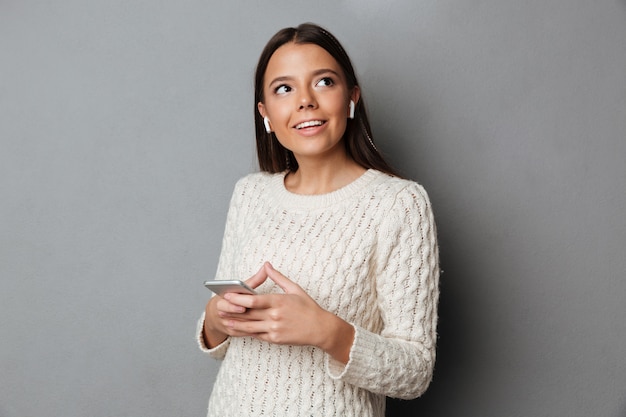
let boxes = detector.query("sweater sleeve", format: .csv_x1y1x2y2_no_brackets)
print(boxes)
326,182,440,400
195,178,246,360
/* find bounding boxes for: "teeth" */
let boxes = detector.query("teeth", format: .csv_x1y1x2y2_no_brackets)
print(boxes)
296,120,323,129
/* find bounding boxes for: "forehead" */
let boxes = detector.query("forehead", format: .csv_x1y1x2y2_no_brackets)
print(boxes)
265,42,343,81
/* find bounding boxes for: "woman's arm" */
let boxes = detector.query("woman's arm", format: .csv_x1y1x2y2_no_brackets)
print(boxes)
202,297,230,348
326,182,440,399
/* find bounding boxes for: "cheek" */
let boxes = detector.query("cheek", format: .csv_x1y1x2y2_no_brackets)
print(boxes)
322,94,350,118
264,100,292,126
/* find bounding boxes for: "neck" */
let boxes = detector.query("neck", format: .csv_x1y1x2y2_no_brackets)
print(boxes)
286,154,366,195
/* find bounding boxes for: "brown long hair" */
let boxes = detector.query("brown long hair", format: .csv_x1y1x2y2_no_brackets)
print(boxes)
254,23,397,176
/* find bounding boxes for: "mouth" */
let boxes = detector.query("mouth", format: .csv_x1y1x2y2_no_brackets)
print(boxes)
294,120,326,130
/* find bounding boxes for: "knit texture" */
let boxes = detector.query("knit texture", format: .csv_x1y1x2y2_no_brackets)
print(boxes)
197,169,439,417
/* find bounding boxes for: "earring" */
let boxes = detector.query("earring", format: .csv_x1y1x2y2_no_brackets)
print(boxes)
263,116,271,133
349,100,356,119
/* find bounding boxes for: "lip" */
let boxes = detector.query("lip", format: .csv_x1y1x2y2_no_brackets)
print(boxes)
292,119,327,137
292,119,326,130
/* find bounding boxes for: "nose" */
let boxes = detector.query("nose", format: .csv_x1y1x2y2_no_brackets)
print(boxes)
298,87,317,110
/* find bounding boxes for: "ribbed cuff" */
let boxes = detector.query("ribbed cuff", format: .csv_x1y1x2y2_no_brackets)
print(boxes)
196,311,230,359
327,324,378,381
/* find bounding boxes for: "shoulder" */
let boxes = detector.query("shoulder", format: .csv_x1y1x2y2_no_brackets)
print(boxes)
368,171,432,211
235,171,278,187
232,171,285,197
367,172,437,242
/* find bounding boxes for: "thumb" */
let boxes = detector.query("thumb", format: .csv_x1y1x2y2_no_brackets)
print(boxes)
264,262,301,294
245,264,270,289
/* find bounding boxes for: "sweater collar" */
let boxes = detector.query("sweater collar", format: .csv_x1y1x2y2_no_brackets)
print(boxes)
270,169,384,209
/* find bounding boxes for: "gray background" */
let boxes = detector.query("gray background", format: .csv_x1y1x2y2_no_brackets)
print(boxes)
1,1,625,416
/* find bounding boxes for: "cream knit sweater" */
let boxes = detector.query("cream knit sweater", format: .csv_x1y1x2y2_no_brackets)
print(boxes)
197,169,439,417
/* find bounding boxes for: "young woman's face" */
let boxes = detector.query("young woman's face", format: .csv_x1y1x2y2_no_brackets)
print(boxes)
258,42,359,164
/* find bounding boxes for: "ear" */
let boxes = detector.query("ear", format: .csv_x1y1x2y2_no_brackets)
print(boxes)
257,102,266,119
350,86,361,107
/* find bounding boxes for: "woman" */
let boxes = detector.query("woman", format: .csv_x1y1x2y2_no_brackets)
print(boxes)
197,23,440,417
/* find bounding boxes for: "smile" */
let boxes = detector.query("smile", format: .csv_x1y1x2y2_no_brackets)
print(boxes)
294,120,325,130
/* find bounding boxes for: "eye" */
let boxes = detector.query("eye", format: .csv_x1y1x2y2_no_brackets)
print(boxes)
316,77,335,87
274,84,292,95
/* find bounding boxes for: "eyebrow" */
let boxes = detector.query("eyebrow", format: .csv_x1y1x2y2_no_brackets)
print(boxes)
268,68,341,87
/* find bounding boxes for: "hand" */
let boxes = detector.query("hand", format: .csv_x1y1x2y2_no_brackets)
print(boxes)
217,262,355,363
202,264,268,347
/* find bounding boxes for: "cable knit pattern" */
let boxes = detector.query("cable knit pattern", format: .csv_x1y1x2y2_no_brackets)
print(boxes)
196,169,439,417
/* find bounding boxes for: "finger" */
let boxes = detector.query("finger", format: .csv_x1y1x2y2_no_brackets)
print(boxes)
222,292,257,309
220,264,270,309
225,317,267,336
215,297,246,314
223,324,261,339
224,292,278,310
219,306,265,322
244,264,269,289
264,262,302,294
